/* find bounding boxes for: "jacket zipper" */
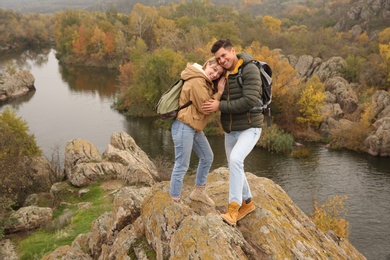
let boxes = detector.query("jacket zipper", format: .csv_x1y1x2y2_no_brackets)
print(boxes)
227,79,232,132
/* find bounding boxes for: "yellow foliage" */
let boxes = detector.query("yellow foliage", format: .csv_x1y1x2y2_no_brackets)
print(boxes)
311,195,349,238
379,43,390,83
378,27,390,44
261,15,282,35
296,78,325,128
153,17,180,50
357,32,369,46
360,103,375,128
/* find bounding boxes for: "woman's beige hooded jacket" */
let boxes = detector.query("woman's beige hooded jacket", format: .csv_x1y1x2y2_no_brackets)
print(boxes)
176,63,222,132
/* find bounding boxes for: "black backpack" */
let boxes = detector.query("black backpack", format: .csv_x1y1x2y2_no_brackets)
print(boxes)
237,60,272,126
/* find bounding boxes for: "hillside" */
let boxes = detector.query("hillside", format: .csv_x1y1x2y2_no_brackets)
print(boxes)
1,0,389,35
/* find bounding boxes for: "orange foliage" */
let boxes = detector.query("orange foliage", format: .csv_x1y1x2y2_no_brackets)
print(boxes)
73,25,90,56
118,62,134,88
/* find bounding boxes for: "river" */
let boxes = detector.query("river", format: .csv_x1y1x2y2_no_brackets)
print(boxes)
1,49,389,260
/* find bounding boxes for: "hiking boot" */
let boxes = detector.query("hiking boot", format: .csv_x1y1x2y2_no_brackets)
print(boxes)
171,196,181,203
237,198,256,221
190,185,215,207
220,202,240,227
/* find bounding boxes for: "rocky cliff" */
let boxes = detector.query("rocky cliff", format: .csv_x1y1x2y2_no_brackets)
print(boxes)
334,0,390,35
286,53,390,157
2,132,366,259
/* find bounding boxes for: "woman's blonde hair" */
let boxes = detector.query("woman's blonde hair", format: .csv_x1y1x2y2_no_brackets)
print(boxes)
202,56,226,92
202,56,219,70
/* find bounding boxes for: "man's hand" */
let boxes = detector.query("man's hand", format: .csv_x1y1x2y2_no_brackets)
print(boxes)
202,99,220,113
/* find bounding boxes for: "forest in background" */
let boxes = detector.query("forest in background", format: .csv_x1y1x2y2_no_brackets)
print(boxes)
0,0,389,150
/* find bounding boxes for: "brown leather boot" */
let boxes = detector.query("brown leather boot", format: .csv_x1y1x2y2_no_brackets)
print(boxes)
220,202,240,227
237,198,255,221
189,185,215,207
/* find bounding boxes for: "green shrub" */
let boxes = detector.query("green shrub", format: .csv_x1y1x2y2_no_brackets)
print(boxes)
0,107,43,238
258,125,294,154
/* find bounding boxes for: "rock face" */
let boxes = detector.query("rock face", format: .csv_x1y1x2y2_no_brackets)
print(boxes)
334,0,390,33
284,55,346,82
0,70,35,101
285,53,390,157
364,90,390,156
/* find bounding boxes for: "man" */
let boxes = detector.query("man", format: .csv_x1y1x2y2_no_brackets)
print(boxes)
202,39,263,226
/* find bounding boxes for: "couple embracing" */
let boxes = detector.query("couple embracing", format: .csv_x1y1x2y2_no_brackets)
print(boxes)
169,39,263,227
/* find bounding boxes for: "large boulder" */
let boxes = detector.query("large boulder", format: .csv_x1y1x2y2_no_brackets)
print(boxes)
324,77,358,114
5,206,52,233
314,57,347,82
0,70,35,101
64,132,159,187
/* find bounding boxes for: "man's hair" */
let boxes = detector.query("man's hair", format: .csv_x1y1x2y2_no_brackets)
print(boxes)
211,39,233,54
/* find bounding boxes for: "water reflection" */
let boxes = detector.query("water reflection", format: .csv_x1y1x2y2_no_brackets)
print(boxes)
0,48,50,69
59,65,119,96
0,89,36,108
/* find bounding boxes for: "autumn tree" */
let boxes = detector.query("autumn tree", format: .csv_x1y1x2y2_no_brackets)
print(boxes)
262,15,282,35
128,4,158,47
0,108,42,219
296,76,325,129
379,43,390,88
115,47,186,116
378,27,390,44
0,9,51,51
153,17,182,51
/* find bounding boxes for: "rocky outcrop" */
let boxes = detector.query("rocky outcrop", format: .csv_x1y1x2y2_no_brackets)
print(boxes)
284,55,346,82
64,132,159,187
4,132,366,259
334,0,390,33
285,53,389,156
324,77,358,115
43,155,366,260
364,90,390,156
0,70,35,101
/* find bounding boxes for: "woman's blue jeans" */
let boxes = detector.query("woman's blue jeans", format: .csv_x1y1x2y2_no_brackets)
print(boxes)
225,127,261,205
170,120,213,198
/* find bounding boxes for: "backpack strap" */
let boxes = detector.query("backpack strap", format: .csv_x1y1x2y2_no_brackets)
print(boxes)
237,60,256,88
179,100,192,110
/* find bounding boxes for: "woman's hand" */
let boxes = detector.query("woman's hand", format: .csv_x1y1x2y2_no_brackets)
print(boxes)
217,77,226,95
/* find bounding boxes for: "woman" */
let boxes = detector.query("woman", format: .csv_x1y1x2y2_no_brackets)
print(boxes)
170,57,226,206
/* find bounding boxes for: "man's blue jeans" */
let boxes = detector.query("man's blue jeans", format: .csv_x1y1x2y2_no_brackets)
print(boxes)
225,127,261,205
170,120,213,198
